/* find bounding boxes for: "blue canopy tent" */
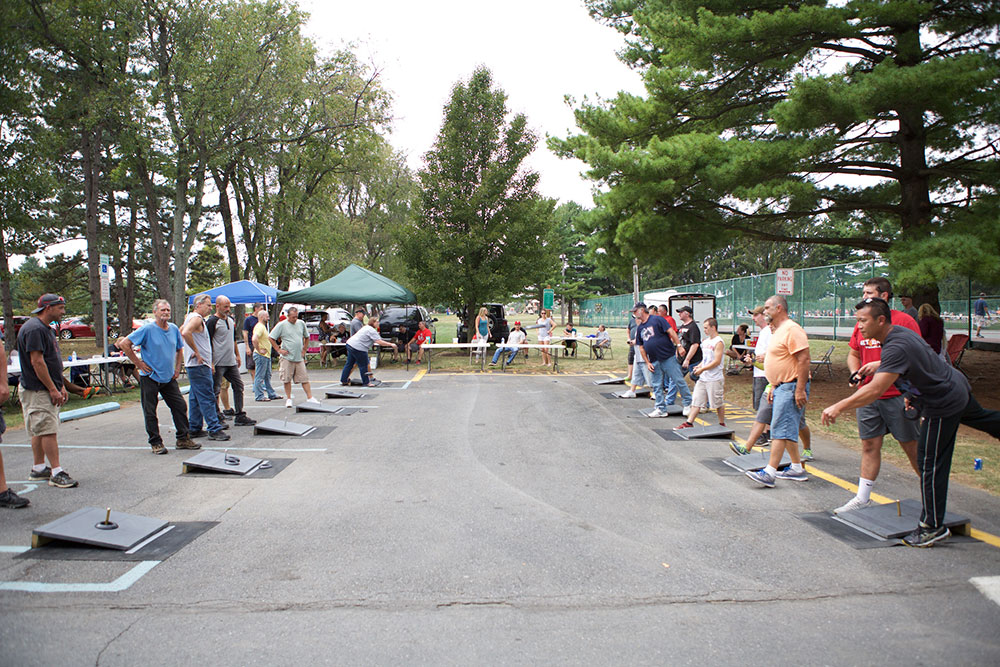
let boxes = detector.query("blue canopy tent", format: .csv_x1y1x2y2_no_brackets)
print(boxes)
187,280,278,305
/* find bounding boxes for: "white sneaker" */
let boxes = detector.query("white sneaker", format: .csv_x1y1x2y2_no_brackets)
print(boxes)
306,397,321,405
620,389,636,398
833,497,872,515
285,398,293,408
647,408,665,418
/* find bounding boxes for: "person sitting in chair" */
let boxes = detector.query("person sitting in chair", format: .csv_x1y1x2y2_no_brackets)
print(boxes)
407,321,434,364
594,325,611,359
725,324,752,374
562,324,578,357
489,321,527,367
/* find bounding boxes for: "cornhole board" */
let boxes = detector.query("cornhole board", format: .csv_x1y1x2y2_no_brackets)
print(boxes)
344,379,402,388
636,405,684,418
611,387,651,398
325,390,367,399
833,499,971,540
722,450,791,472
31,507,168,550
295,403,361,415
673,424,735,440
181,450,265,476
253,418,316,437
593,376,628,385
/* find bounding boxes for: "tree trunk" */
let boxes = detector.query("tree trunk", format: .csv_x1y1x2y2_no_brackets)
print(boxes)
135,155,173,303
123,198,138,326
81,127,105,350
0,227,14,351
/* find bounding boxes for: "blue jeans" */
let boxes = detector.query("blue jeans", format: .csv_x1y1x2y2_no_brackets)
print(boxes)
663,356,692,408
491,347,519,365
253,352,278,400
340,346,370,385
649,359,669,412
187,364,222,433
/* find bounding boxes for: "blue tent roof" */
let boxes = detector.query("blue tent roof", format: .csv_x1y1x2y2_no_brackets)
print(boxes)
188,280,278,305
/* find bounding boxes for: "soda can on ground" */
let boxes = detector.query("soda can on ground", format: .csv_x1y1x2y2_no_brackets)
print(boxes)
974,458,983,471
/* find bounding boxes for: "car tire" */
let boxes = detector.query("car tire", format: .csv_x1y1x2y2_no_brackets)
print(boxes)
60,329,73,340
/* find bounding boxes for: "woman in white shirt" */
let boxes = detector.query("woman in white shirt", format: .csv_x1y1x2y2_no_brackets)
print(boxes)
536,309,555,367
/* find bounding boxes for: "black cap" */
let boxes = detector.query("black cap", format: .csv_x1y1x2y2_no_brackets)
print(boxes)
32,293,66,314
677,305,693,314
632,302,646,311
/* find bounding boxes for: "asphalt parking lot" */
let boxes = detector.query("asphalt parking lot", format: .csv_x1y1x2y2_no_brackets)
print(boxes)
2,367,999,665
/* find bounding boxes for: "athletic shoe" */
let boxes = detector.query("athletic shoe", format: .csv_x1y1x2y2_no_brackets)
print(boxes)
801,448,813,460
285,398,293,408
49,471,78,488
189,429,208,439
488,361,497,366
755,432,771,447
255,397,271,402
151,443,168,455
82,386,98,399
775,466,808,482
175,438,200,450
902,524,950,548
218,421,230,430
833,497,872,515
729,442,749,456
0,489,29,509
28,466,52,481
619,389,636,398
223,408,236,417
646,408,666,418
745,469,775,488
207,430,231,442
234,414,257,426
306,397,321,405
674,422,694,430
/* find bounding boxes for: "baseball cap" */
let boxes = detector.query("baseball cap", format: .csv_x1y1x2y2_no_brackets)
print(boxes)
677,305,693,314
514,321,521,326
32,293,66,314
632,302,646,311
748,306,765,315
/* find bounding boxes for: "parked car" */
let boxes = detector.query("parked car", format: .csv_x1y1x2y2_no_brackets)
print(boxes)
377,306,437,347
0,315,30,340
58,316,97,339
299,308,352,335
456,303,510,343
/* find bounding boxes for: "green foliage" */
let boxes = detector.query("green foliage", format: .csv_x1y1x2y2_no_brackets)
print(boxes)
402,67,557,324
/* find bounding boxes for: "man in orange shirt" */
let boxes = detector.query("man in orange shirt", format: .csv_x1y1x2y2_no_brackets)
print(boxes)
745,295,811,488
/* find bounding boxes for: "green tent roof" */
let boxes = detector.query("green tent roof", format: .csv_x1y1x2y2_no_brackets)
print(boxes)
277,264,416,305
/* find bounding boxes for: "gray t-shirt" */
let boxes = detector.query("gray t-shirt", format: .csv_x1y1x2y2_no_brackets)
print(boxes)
269,319,308,362
350,317,364,336
207,315,237,367
183,313,213,367
347,325,382,352
878,325,971,418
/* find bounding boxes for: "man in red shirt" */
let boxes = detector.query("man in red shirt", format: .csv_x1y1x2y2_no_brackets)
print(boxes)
835,277,921,514
407,321,434,364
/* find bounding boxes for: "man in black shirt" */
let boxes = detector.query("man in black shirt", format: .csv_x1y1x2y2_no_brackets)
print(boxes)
675,306,703,378
1,330,30,507
822,298,1000,547
16,293,78,488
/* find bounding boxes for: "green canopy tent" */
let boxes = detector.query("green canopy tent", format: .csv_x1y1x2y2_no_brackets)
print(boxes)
277,264,416,305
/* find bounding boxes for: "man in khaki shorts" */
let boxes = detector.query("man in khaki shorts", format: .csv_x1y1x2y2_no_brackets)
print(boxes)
268,307,320,408
674,317,726,429
17,293,77,488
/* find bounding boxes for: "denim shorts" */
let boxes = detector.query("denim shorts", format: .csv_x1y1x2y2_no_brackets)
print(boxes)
769,381,810,441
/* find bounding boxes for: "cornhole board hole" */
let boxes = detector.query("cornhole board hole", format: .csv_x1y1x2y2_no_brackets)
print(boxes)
673,424,735,440
253,418,316,437
723,450,791,472
181,450,265,476
833,499,971,540
612,387,651,398
636,405,684,418
32,507,168,550
325,390,367,399
593,376,628,385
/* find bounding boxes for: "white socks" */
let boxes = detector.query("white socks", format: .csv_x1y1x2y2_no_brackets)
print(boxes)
32,464,47,473
764,465,777,476
789,463,804,473
857,477,875,502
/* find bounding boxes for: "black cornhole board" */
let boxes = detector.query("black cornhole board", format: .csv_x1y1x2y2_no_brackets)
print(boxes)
833,499,971,540
593,376,628,385
31,507,168,550
673,424,735,440
722,450,791,472
253,418,316,436
181,457,293,478
182,450,264,475
19,522,218,561
325,390,367,399
636,405,685,418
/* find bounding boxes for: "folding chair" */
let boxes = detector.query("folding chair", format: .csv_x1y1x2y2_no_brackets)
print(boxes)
946,334,969,376
810,344,835,379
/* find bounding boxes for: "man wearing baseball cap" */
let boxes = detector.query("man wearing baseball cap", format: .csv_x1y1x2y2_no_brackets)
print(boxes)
17,293,78,488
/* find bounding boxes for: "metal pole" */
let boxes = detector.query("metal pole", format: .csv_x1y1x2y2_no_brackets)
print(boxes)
633,258,639,304
968,276,973,342
833,267,838,340
102,301,108,358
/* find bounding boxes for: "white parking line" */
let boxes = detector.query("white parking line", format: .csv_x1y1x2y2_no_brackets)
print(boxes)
970,576,1000,607
0,444,327,452
0,560,160,593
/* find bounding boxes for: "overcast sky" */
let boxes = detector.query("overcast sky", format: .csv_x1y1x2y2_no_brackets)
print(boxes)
297,0,646,206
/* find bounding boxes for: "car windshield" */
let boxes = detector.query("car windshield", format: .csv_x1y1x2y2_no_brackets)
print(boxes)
381,308,420,324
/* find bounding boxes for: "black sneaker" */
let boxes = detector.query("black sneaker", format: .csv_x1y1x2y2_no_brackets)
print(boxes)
233,414,256,426
223,408,236,417
0,488,30,509
207,430,231,441
218,421,230,430
48,471,79,488
189,429,208,439
151,443,168,455
902,524,950,548
28,466,52,481
755,432,771,447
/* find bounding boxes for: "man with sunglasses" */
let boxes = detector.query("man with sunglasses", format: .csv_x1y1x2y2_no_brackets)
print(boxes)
822,297,1000,547
835,277,920,515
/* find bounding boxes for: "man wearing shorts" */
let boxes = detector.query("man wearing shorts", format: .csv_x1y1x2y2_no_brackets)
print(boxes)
974,292,990,337
675,317,726,429
745,295,811,487
269,306,320,408
17,293,77,488
835,277,920,514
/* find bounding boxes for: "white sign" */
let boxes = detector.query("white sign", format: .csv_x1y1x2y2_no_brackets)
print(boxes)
99,253,110,266
100,263,110,302
776,268,794,296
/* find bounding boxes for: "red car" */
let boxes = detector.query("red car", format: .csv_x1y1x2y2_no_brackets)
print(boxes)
0,315,30,339
58,317,98,339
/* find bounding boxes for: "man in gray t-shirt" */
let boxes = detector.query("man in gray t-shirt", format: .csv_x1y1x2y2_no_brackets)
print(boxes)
349,308,366,336
822,298,1000,548
207,296,255,427
268,307,319,407
181,294,228,440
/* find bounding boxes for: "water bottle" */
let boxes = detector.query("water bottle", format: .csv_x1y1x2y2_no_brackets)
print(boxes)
500,337,505,347
70,350,77,361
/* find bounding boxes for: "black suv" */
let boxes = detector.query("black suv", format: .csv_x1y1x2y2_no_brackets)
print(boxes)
456,303,510,343
377,306,437,347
